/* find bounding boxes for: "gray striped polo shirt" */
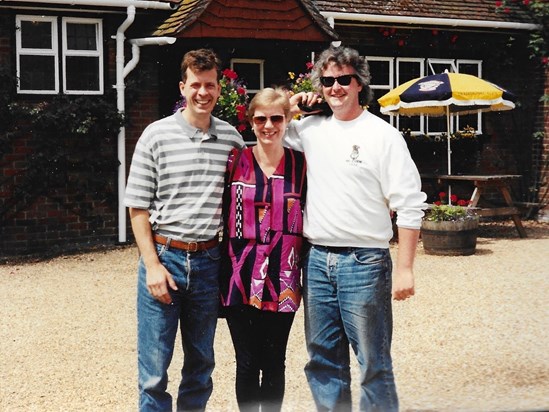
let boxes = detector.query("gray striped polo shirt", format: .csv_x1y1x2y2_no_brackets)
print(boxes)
124,109,245,242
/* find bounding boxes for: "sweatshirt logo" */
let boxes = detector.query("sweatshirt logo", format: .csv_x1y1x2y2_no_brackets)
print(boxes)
347,145,362,165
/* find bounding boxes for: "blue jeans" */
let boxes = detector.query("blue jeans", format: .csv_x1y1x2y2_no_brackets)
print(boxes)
303,245,398,412
137,243,221,412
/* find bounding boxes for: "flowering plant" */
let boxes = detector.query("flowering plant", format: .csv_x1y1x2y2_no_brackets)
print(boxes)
287,62,315,95
174,68,249,132
402,126,478,143
424,191,477,222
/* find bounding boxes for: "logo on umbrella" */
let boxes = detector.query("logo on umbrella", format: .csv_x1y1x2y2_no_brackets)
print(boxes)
418,80,444,92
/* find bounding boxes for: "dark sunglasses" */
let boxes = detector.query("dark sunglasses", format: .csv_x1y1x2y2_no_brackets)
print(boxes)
252,115,285,125
319,74,359,87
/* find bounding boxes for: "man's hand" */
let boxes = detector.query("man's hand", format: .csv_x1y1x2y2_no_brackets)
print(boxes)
129,207,179,305
289,91,324,117
145,261,178,305
392,268,415,301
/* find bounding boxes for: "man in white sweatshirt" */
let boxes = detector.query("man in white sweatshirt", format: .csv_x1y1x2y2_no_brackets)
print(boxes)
285,46,427,412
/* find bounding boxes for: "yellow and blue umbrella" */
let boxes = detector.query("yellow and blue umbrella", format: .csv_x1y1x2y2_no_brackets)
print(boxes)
378,71,515,198
378,71,516,118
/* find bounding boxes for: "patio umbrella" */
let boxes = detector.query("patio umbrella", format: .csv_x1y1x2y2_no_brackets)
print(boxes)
378,71,516,200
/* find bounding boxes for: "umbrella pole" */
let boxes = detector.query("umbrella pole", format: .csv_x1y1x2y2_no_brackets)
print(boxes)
446,106,452,204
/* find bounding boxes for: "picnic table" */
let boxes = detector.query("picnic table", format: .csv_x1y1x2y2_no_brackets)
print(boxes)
421,174,527,238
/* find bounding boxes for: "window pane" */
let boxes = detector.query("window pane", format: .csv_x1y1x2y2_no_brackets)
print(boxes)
368,60,391,86
66,23,97,50
19,55,56,90
66,56,99,90
21,20,52,49
397,61,422,84
232,62,260,90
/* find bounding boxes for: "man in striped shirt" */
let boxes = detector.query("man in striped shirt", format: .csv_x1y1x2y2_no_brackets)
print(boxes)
124,49,245,411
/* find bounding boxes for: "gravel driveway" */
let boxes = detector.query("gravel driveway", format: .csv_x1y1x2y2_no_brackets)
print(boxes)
1,221,548,411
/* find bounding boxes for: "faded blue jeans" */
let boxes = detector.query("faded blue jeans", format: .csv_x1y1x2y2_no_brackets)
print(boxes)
303,245,398,412
137,243,221,411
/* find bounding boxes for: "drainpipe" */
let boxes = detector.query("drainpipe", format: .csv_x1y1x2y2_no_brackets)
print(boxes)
115,6,135,244
320,12,540,31
116,34,176,243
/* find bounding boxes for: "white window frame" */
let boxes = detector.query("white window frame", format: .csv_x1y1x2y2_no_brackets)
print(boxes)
16,15,59,94
62,17,103,95
456,60,483,134
16,15,103,95
230,58,264,94
395,57,425,134
373,57,483,137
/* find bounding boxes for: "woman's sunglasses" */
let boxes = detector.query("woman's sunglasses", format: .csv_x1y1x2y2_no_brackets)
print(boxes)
252,115,285,126
319,74,359,87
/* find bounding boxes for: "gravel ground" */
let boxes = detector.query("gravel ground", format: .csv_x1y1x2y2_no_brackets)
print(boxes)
1,221,548,412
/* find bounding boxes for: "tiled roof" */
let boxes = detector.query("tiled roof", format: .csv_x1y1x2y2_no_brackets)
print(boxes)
154,0,337,39
314,0,534,25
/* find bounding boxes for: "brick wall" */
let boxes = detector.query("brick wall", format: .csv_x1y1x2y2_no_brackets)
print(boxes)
0,33,161,258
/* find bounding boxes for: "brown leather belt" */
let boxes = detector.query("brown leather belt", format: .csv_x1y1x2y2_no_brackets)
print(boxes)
153,234,218,252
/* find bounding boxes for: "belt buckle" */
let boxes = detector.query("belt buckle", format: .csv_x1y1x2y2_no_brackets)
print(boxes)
187,241,199,252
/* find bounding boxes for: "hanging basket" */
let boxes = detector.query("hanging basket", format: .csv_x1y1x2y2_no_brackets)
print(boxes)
421,217,479,256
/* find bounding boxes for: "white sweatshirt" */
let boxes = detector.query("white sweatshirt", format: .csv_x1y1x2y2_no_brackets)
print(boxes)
285,110,427,249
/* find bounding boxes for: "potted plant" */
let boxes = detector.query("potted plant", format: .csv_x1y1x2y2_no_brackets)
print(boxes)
421,192,479,256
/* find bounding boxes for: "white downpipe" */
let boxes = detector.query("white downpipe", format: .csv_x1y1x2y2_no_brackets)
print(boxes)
117,35,176,243
7,0,174,10
321,11,540,31
116,6,136,243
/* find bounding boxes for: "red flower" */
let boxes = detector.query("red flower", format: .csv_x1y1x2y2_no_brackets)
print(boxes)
237,87,246,95
222,69,238,80
438,191,447,199
398,39,405,47
306,61,314,70
450,194,458,203
457,199,468,206
495,0,503,7
523,0,530,5
236,104,247,121
237,123,247,132
541,56,548,66
450,34,459,43
434,201,442,206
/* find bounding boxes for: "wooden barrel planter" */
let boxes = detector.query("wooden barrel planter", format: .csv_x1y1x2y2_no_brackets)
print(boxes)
421,217,479,256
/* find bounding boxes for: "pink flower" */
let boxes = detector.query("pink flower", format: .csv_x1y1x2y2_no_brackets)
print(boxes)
306,61,314,70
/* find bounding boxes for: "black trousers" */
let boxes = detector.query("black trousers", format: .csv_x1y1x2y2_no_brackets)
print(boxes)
225,305,296,412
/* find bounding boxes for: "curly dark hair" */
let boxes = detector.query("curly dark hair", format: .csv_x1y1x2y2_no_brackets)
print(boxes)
310,46,374,106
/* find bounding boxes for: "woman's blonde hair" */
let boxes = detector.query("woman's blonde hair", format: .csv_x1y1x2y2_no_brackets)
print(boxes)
247,87,291,122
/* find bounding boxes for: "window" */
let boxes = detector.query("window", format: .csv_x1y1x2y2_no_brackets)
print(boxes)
230,59,264,94
16,15,103,95
369,56,482,135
